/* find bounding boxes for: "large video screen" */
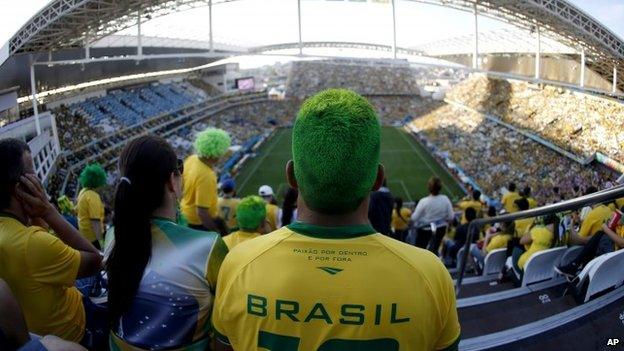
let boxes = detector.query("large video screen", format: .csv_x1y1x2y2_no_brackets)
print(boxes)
236,77,255,91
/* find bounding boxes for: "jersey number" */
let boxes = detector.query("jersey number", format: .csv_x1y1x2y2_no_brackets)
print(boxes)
258,331,399,351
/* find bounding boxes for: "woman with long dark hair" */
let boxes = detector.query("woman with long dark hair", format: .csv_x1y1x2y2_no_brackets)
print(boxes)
391,197,411,242
281,187,298,226
106,135,227,350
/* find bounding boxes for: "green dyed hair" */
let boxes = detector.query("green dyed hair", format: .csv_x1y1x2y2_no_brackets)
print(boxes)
78,163,107,189
57,195,74,215
194,128,231,159
236,195,267,231
292,89,380,214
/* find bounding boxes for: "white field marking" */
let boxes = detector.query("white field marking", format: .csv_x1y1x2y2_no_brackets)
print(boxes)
238,130,287,192
387,179,413,203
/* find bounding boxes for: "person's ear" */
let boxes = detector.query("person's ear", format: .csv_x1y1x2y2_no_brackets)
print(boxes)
371,164,385,191
166,173,176,193
286,160,298,189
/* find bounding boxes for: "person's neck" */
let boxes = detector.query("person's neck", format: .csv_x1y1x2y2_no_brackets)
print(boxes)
152,204,176,222
295,198,370,227
1,200,28,225
199,156,217,168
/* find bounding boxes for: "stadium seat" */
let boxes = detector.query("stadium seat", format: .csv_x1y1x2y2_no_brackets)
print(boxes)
482,248,506,276
521,246,566,287
577,250,624,302
559,245,584,267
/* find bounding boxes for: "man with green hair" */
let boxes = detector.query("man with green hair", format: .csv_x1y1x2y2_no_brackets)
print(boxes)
213,89,460,351
76,163,107,249
181,127,231,232
222,195,266,250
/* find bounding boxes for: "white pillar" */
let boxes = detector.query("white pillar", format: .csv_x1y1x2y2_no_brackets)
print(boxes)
580,47,585,87
391,0,397,60
473,3,479,70
30,64,41,135
137,9,142,58
534,25,540,80
209,0,214,52
297,0,303,55
613,65,617,93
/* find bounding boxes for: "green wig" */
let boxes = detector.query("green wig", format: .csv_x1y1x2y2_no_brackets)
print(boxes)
57,195,74,215
78,163,107,189
194,128,231,159
236,195,267,231
292,89,380,214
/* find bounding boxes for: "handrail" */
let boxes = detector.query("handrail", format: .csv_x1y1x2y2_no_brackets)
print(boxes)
455,184,624,296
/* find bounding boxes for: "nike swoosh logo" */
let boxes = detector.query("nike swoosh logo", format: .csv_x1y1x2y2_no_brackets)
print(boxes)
317,267,343,275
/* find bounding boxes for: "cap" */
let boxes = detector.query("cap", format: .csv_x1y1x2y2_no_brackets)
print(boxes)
221,179,236,193
258,185,274,197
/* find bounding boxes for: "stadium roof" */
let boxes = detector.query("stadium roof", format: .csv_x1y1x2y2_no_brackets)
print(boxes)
3,0,624,90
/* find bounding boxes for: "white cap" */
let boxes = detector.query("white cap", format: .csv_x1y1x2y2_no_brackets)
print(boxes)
258,185,274,197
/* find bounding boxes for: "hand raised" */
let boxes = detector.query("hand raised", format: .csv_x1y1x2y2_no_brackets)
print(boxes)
15,174,55,220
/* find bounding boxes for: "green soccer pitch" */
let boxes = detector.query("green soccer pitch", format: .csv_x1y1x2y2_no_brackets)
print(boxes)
234,126,465,204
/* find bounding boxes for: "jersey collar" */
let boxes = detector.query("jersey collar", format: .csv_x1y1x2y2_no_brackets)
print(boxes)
287,221,377,239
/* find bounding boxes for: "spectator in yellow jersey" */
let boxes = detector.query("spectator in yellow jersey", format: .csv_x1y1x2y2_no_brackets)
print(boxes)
568,202,612,246
515,214,557,271
456,190,482,224
513,198,534,238
180,128,231,232
258,185,281,232
471,220,514,271
501,182,521,213
391,197,411,241
521,186,538,209
213,89,460,351
76,164,106,250
217,179,240,232
223,196,266,250
0,138,102,344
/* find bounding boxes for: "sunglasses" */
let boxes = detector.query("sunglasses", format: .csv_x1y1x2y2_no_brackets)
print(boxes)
175,158,184,175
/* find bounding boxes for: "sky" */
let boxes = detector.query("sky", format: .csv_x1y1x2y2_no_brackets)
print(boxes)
0,0,623,51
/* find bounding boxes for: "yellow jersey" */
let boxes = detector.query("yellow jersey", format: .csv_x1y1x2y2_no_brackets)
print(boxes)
391,208,412,231
615,226,624,251
0,214,84,342
76,188,104,242
527,197,538,209
213,222,460,351
218,197,240,229
501,191,521,213
457,200,482,224
265,203,280,232
517,226,553,270
514,218,535,238
486,234,511,253
579,205,612,238
223,230,261,250
181,155,218,225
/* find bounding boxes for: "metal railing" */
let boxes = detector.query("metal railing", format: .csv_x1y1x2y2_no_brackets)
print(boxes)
456,184,624,296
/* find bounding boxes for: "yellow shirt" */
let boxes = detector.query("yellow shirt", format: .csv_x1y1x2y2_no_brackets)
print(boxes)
615,226,624,251
181,155,218,225
457,200,482,224
514,218,535,238
223,230,261,250
213,222,460,351
527,197,538,209
265,203,280,232
517,226,553,270
579,205,612,238
615,197,624,210
501,191,521,213
0,214,84,341
391,208,412,231
486,234,511,253
218,197,240,229
76,188,104,242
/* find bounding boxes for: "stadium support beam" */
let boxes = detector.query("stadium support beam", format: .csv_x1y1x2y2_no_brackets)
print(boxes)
580,47,585,88
534,25,540,80
137,9,142,58
613,65,618,93
209,0,213,52
30,63,41,135
85,30,90,59
297,0,303,56
391,0,397,60
472,2,479,70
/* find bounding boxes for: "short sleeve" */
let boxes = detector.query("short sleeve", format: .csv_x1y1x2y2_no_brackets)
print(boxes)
435,270,461,350
26,229,81,287
578,211,596,237
206,236,229,292
195,173,218,217
87,193,103,220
